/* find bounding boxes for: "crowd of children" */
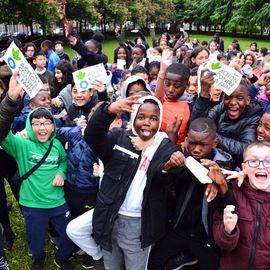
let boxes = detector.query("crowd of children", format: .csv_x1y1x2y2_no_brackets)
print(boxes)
1,3,270,270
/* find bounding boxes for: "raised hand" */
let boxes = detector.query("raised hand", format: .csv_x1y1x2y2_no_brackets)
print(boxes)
255,72,270,87
201,159,228,196
129,136,154,150
160,49,173,74
166,114,182,143
57,3,67,23
221,169,246,187
223,205,238,234
92,80,106,93
107,95,142,114
200,69,215,98
8,71,23,101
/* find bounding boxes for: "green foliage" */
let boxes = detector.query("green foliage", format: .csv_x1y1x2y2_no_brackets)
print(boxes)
0,0,269,34
173,0,270,34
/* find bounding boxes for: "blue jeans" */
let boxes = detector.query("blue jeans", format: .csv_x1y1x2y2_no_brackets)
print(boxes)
22,203,75,261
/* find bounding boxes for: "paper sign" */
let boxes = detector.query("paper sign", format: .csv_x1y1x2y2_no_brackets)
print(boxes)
197,61,242,96
73,63,110,92
117,59,126,70
3,41,43,99
185,156,213,184
53,109,67,119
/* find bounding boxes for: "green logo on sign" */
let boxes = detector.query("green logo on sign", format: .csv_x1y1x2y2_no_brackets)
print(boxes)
76,71,86,80
211,62,221,70
12,48,21,61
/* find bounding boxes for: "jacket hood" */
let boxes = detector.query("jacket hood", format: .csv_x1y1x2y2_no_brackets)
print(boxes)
131,95,163,136
121,75,151,98
26,107,56,144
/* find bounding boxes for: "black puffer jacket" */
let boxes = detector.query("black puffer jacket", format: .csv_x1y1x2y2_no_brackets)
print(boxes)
84,103,179,252
66,90,109,127
191,97,263,167
208,100,263,167
0,94,21,142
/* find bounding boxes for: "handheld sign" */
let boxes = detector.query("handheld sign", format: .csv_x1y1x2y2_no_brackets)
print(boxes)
117,59,126,70
185,156,213,184
197,61,242,96
73,63,111,92
3,41,43,99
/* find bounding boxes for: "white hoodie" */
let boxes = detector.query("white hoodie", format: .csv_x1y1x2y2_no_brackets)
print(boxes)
119,96,168,217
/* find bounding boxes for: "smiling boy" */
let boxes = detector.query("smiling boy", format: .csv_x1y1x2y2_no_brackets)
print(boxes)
1,107,76,270
0,75,75,270
213,141,270,269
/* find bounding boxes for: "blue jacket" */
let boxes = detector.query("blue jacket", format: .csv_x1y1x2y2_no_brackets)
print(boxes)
47,50,60,72
57,126,99,193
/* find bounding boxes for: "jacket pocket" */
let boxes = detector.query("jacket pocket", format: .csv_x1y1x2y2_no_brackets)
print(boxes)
104,149,130,181
237,213,253,245
93,191,113,239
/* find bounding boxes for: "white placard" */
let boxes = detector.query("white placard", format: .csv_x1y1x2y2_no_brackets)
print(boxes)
73,63,110,92
197,61,242,96
3,42,43,99
117,59,126,70
185,156,213,184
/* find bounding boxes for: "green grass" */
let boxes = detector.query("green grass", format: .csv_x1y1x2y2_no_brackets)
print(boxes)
4,181,97,270
5,181,200,270
65,33,270,64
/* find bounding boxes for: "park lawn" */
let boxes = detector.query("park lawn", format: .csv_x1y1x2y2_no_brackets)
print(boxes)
65,33,270,63
5,181,200,270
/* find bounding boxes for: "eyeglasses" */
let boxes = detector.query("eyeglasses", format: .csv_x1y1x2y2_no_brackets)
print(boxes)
244,159,270,168
31,121,53,128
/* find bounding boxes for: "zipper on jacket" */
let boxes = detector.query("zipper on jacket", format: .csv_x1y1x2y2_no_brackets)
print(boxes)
247,201,261,270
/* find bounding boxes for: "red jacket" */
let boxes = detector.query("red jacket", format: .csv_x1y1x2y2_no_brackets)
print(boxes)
213,181,270,270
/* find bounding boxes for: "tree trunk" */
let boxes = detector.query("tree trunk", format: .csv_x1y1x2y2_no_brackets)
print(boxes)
260,24,263,37
189,22,192,31
29,20,33,36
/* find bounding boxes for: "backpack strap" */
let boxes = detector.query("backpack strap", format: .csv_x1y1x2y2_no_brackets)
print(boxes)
19,140,53,181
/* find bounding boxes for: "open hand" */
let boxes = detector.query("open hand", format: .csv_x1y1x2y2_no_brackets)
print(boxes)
107,95,142,114
221,168,246,187
166,114,182,143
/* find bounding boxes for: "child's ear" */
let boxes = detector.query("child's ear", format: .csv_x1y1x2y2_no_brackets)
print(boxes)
185,81,190,91
191,57,196,64
29,102,35,109
212,136,218,148
242,162,247,174
246,95,251,105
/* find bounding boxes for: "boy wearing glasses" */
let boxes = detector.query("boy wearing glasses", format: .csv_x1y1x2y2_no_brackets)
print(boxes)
0,75,75,270
213,141,270,270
